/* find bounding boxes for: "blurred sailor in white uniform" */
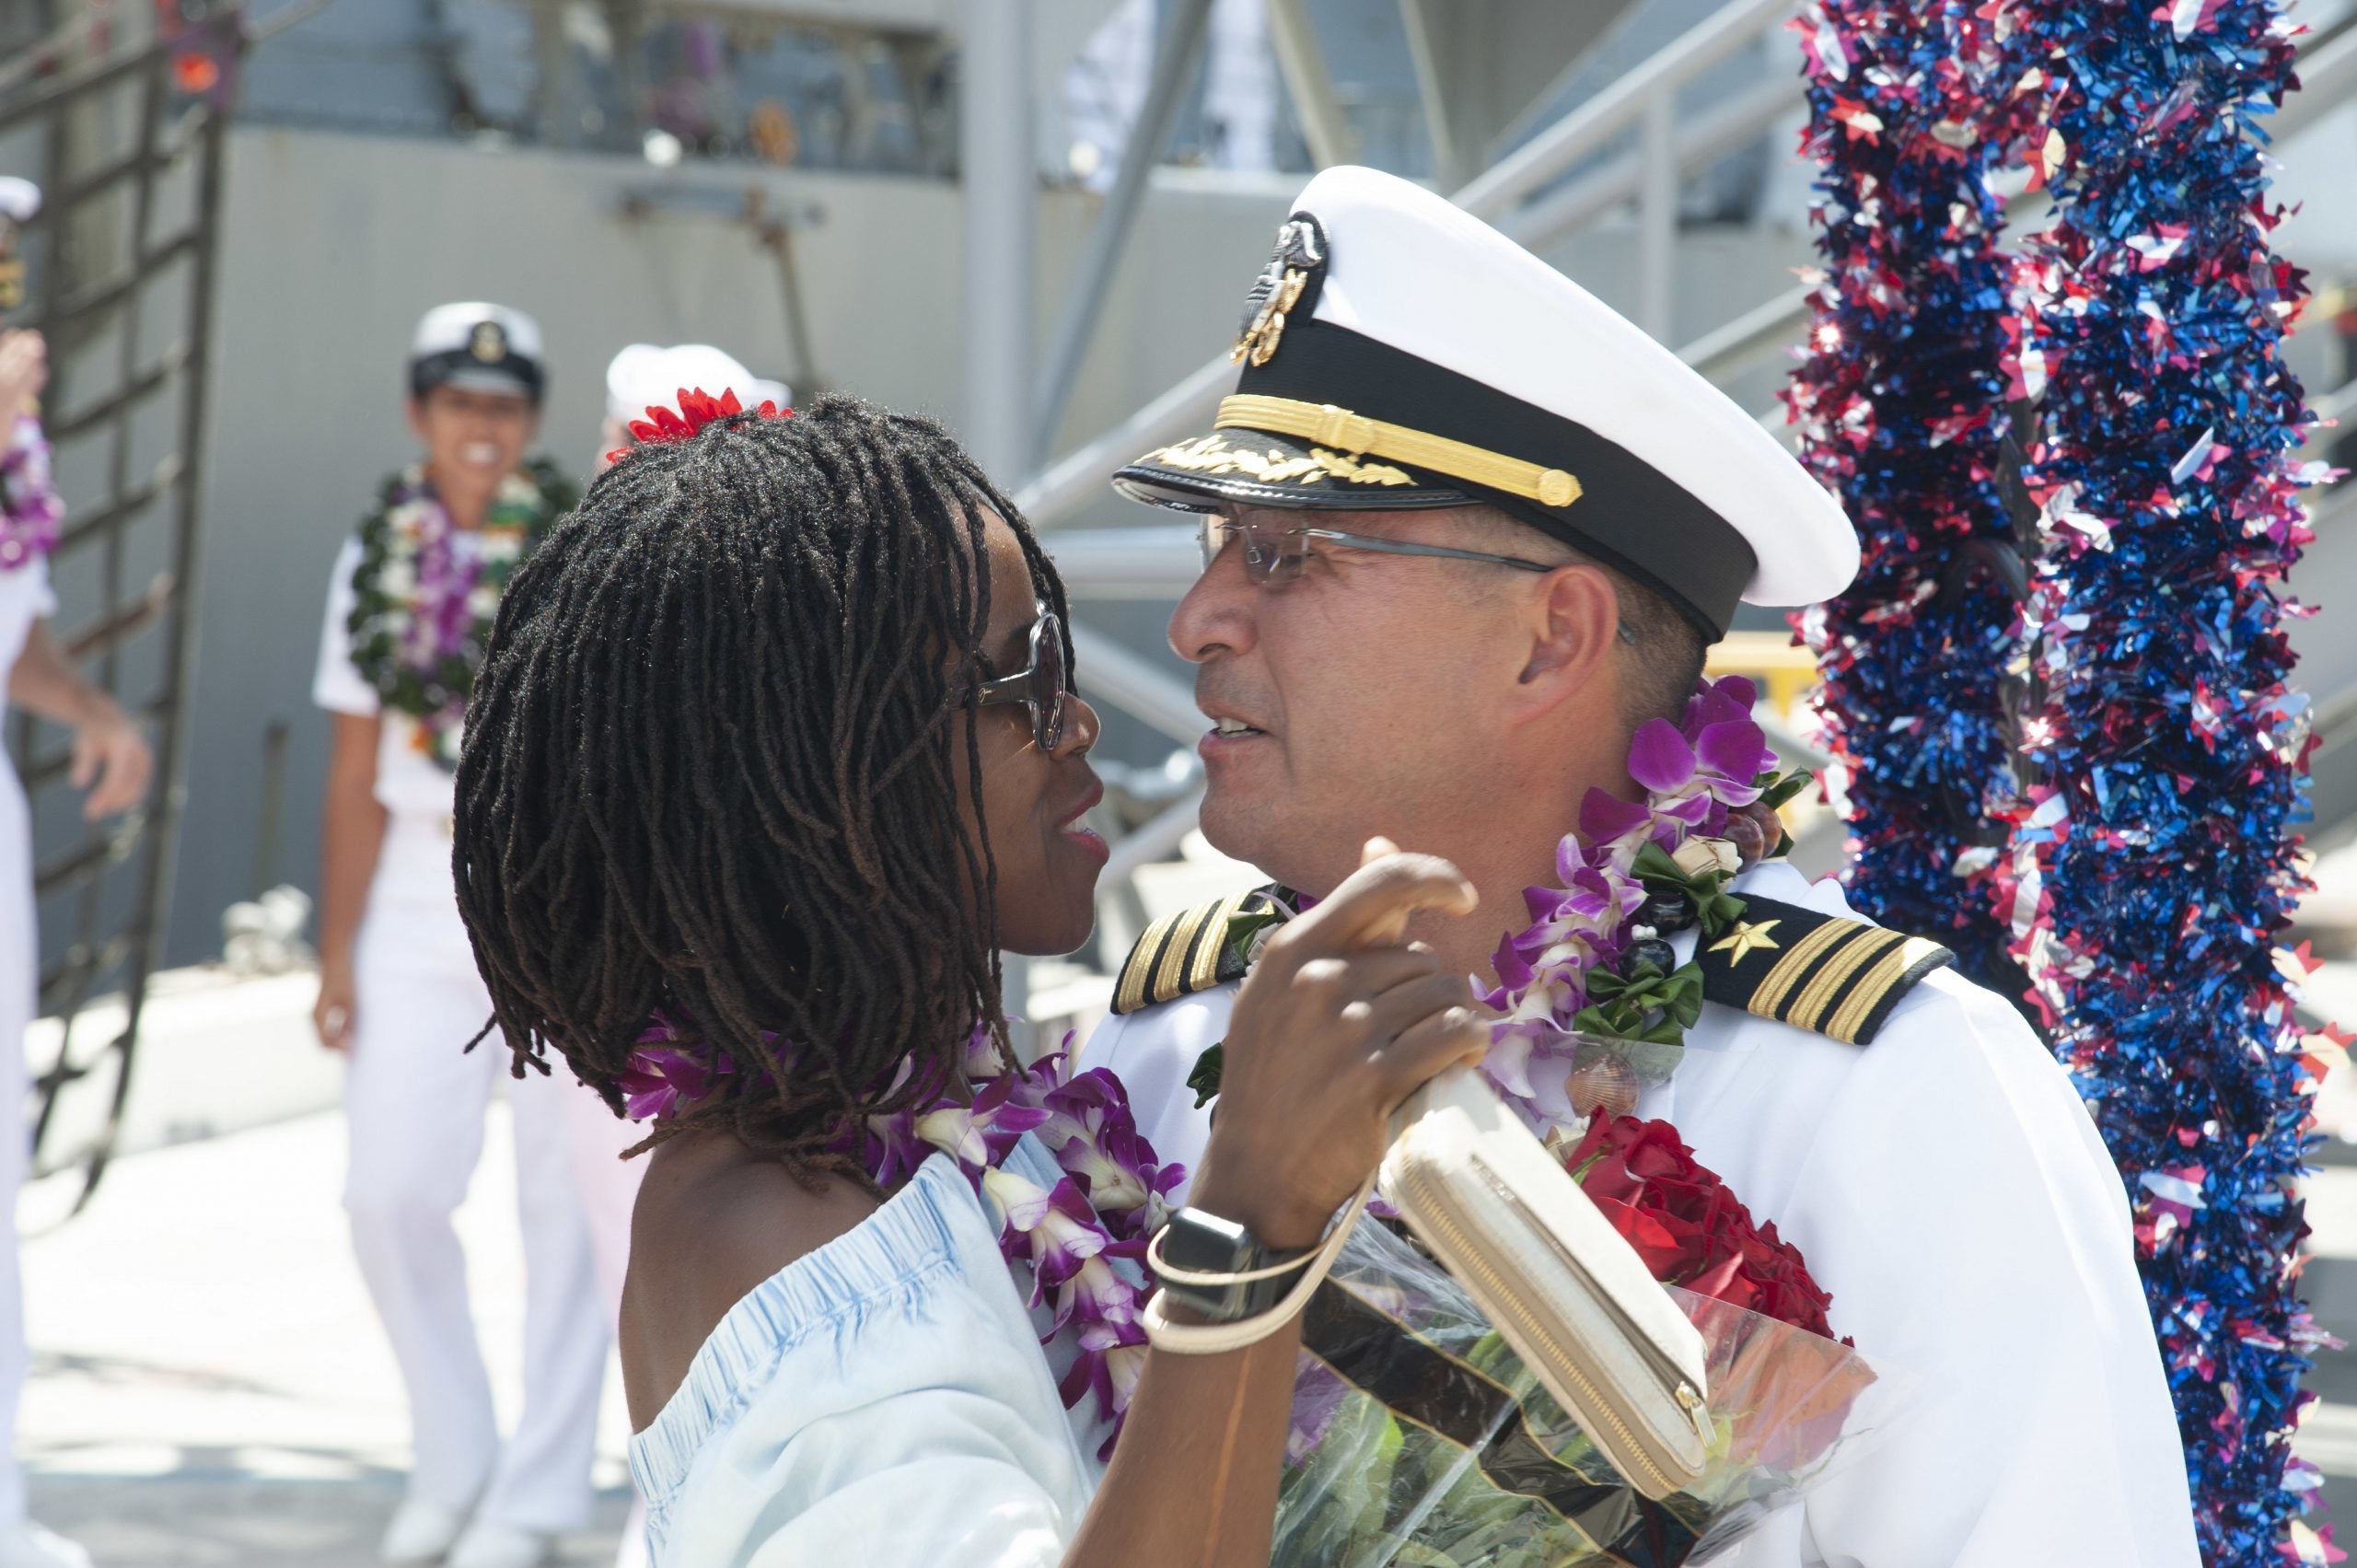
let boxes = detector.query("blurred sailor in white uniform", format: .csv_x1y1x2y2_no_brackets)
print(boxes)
312,304,604,1568
0,172,154,1568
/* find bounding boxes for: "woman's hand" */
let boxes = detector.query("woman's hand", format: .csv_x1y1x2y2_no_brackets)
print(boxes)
1190,838,1486,1249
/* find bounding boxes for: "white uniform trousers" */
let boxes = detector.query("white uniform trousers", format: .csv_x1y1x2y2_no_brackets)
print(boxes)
0,762,39,1525
344,819,607,1533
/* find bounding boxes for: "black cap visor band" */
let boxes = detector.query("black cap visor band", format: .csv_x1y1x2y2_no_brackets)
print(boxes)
410,348,545,405
1114,319,1756,639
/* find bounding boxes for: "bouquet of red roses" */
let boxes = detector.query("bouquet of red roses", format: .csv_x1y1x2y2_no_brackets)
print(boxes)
1273,1113,1890,1566
1563,1116,1840,1336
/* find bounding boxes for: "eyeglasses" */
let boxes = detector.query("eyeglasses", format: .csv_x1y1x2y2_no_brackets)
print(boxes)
1198,514,1640,645
974,604,1069,752
1199,514,1559,584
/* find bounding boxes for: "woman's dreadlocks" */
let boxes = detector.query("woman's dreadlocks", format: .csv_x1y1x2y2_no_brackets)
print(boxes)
451,395,1069,1180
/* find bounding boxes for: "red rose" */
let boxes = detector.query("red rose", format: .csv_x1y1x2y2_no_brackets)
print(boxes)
1565,1114,1841,1341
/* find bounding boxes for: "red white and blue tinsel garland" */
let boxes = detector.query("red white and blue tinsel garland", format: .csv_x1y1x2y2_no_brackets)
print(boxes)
1794,0,2342,1559
1783,0,2029,1001
1996,3,2338,1561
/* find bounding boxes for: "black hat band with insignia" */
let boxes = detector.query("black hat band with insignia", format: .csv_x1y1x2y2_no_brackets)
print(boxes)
1222,319,1759,640
408,302,547,405
1114,168,1863,644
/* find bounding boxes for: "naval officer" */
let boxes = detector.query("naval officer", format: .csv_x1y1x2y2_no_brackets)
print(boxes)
1087,166,2199,1566
312,304,606,1568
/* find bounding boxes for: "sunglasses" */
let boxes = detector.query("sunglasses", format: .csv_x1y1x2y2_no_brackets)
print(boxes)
974,604,1069,752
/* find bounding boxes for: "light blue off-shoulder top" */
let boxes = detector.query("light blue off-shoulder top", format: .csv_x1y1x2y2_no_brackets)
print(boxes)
627,1139,1110,1566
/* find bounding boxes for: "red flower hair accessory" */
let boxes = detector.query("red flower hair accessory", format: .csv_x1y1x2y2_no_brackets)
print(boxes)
605,387,793,464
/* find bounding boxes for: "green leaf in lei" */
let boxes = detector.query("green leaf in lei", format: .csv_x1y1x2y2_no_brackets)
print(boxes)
1630,840,1747,938
1756,767,1811,857
345,456,574,770
1573,954,1705,1044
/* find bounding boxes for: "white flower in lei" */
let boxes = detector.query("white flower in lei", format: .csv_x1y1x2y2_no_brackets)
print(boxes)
620,1016,1184,1459
345,459,573,770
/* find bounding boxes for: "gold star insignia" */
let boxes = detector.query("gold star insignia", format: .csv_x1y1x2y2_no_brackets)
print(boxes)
1708,919,1782,965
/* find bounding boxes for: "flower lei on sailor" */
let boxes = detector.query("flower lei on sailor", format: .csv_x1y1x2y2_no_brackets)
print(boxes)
343,458,575,771
0,412,63,573
1478,673,1806,1128
1189,674,1805,1126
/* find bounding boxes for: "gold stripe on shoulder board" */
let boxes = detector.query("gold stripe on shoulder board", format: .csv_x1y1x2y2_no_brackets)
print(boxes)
1187,890,1255,993
1114,908,1188,1016
1112,887,1277,1016
1694,891,1955,1046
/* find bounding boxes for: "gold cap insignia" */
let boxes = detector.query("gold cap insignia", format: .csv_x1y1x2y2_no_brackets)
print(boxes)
1231,215,1327,369
469,320,507,363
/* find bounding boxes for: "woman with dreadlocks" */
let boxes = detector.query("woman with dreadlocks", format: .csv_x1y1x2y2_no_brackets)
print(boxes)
452,391,1487,1565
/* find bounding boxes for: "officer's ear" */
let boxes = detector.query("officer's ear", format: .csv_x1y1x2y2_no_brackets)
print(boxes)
404,394,432,447
1509,560,1620,718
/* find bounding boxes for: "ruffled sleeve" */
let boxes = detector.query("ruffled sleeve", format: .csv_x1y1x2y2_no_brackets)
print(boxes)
629,1153,1098,1568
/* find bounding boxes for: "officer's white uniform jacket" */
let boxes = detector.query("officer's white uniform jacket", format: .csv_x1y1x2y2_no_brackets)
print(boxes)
1086,858,2200,1567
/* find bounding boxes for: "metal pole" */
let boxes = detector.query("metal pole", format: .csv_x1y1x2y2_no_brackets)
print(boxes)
1267,0,1355,168
1636,91,1677,343
962,0,1033,479
1030,0,1215,467
1396,0,1462,191
962,0,1033,1025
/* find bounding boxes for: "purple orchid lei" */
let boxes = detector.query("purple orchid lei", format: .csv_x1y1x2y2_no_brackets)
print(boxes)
1479,673,1798,1132
0,413,63,573
620,1011,1183,1457
344,459,572,771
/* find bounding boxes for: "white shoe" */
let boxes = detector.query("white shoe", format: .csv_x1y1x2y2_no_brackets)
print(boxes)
448,1519,559,1568
0,1522,92,1568
379,1497,471,1563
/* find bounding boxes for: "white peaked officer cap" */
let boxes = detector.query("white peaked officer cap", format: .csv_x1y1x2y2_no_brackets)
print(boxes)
0,178,40,223
409,301,547,404
604,343,776,425
1114,166,1859,640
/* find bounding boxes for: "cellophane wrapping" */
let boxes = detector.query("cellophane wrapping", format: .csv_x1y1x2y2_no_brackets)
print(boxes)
1272,1213,1904,1567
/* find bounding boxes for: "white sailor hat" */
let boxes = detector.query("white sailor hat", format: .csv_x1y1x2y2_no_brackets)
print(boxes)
409,301,546,404
0,178,39,224
604,343,779,426
1114,166,1858,640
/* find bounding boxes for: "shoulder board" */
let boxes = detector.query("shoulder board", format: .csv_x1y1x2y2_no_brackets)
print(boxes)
1692,893,1953,1046
1112,884,1291,1016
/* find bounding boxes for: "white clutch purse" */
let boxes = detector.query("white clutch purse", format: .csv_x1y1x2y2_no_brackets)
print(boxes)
1379,1065,1713,1499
